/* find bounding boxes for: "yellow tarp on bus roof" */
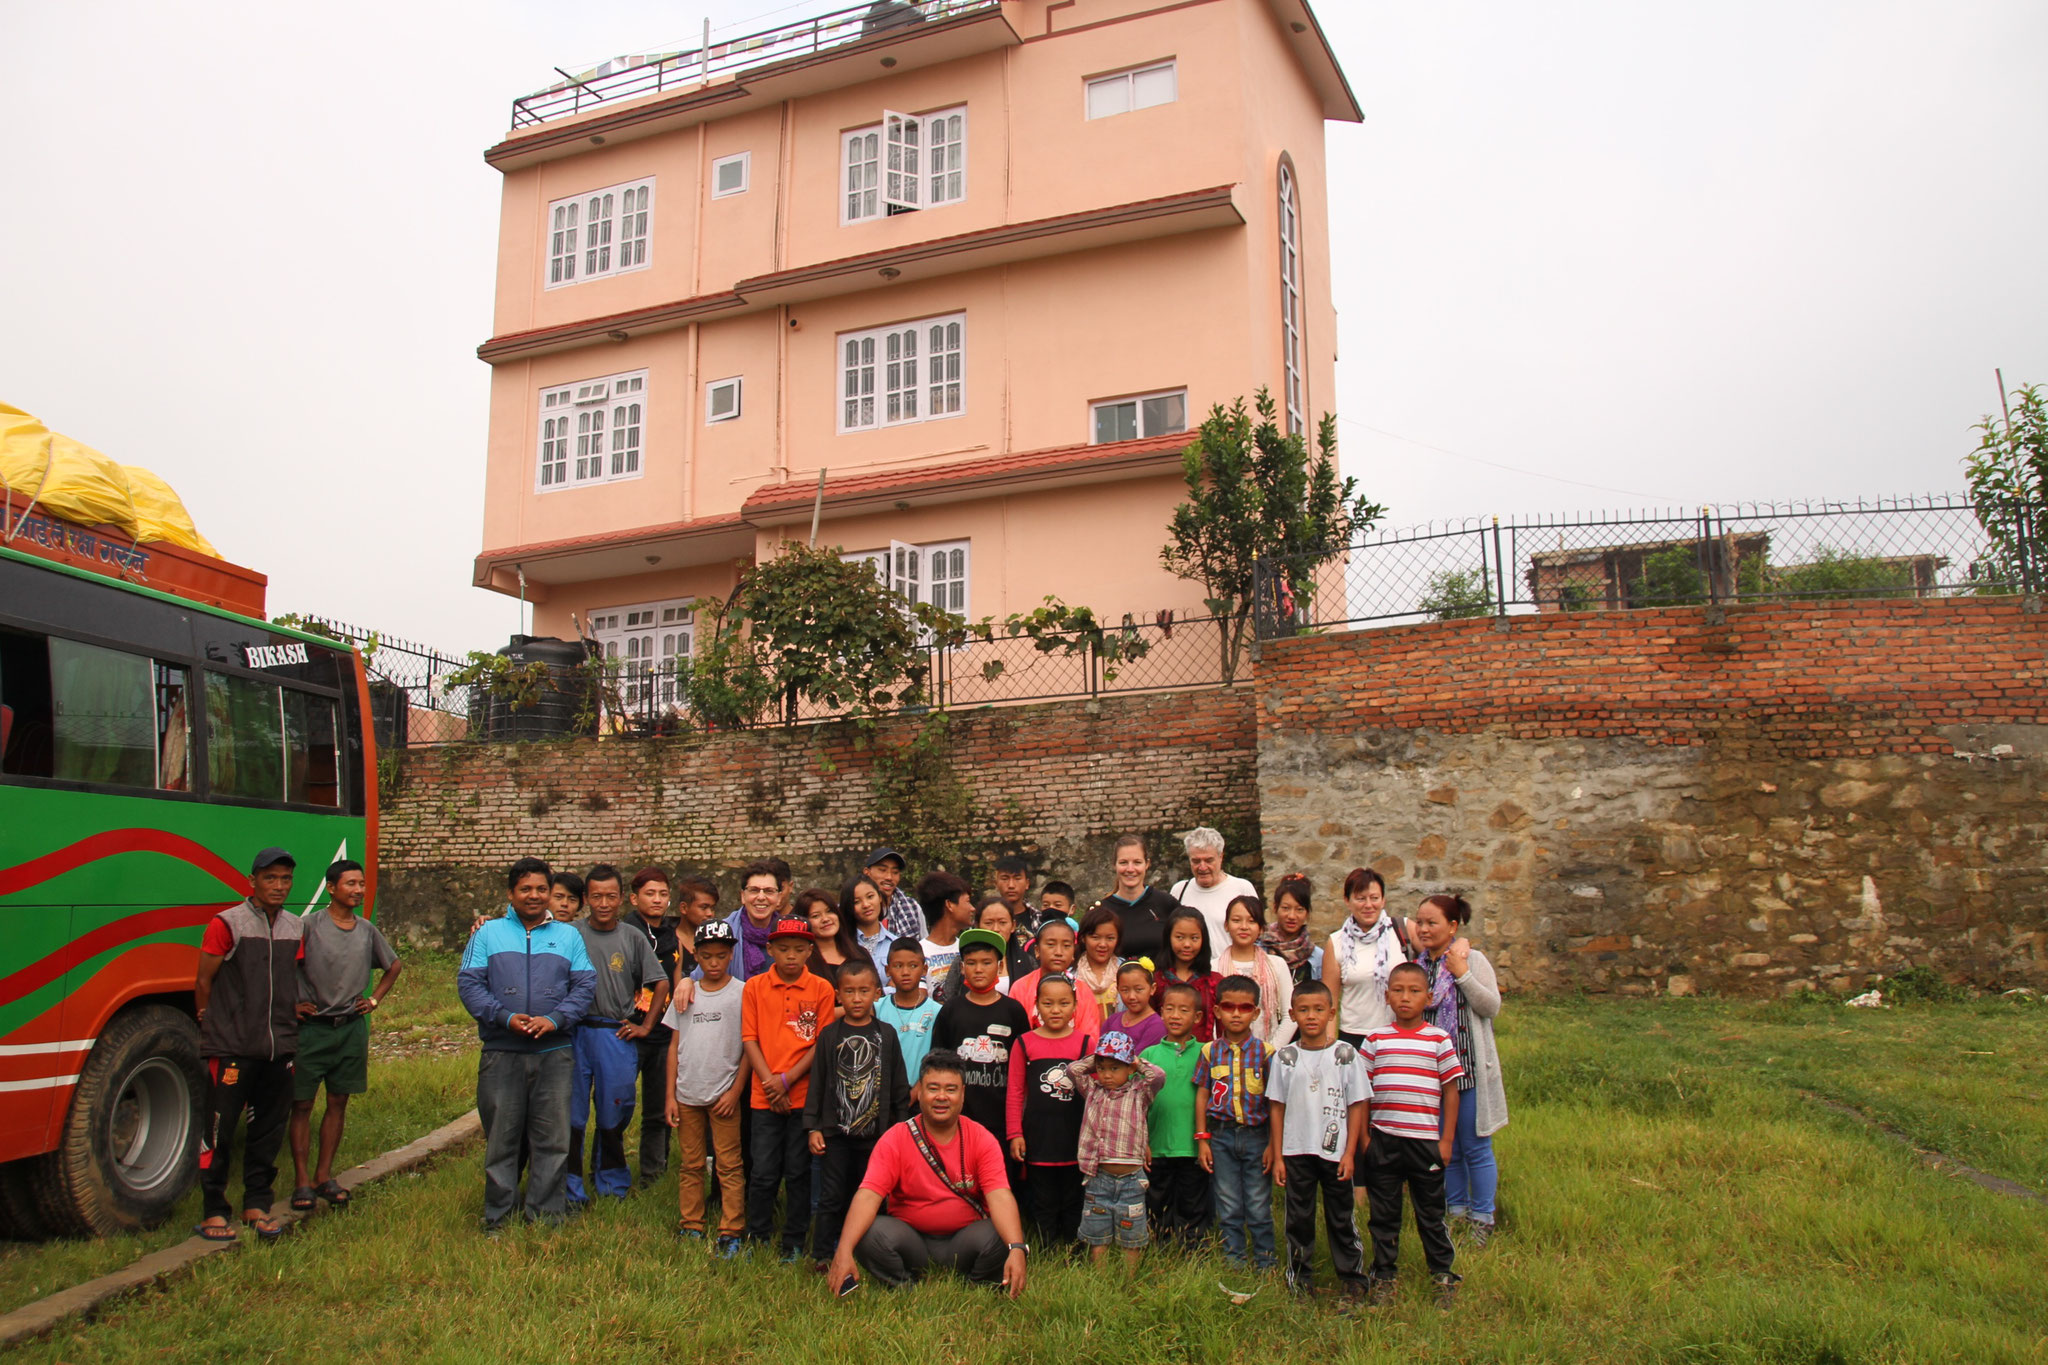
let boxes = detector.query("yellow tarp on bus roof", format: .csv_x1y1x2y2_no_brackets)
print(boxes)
0,401,218,557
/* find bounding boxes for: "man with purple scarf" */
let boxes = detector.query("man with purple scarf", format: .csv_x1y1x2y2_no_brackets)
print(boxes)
723,862,785,982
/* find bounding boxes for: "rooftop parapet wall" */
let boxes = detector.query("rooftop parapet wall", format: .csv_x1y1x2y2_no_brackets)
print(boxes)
1256,598,2048,996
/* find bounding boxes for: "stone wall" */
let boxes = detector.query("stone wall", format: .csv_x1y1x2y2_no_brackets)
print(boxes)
1256,598,2048,995
377,687,1260,947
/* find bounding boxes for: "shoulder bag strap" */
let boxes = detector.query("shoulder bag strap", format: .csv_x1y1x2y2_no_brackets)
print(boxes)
906,1117,987,1218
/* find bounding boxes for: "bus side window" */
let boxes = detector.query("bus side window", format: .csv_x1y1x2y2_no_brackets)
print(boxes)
0,627,55,778
205,672,284,801
284,690,340,807
159,662,192,791
49,639,157,789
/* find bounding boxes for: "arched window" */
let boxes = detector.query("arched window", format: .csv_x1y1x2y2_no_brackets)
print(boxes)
1278,157,1305,437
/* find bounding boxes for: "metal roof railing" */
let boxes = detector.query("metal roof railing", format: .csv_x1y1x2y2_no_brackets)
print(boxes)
509,0,1003,130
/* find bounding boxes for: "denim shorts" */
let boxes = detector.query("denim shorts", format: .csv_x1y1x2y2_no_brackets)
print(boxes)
1079,1169,1150,1249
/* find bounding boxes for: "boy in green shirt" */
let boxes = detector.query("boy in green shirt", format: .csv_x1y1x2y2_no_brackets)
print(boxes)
1139,981,1212,1248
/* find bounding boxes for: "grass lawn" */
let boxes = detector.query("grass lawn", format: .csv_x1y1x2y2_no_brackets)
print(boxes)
0,951,476,1316
5,979,2044,1363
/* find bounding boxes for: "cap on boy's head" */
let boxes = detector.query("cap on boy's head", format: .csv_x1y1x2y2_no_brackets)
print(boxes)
767,918,814,942
957,928,1006,959
250,847,296,875
863,847,906,870
1093,1031,1137,1065
694,919,737,947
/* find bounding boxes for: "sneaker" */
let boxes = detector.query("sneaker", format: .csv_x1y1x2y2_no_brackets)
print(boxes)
481,1220,505,1239
1366,1276,1399,1308
779,1247,803,1264
1432,1271,1462,1310
1468,1222,1493,1250
1285,1265,1314,1298
715,1235,745,1260
675,1226,705,1242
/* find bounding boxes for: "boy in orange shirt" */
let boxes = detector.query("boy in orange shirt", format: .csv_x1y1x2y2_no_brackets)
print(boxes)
741,917,838,1260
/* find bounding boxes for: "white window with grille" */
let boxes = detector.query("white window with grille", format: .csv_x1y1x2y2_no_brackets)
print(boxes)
842,541,970,622
838,313,966,433
843,106,966,223
1279,160,1305,436
589,600,693,711
535,369,648,491
1086,61,1177,120
1090,389,1188,445
705,377,742,424
545,178,653,287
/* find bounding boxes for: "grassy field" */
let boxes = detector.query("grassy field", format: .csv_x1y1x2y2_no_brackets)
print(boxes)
0,951,476,1316
4,972,2044,1363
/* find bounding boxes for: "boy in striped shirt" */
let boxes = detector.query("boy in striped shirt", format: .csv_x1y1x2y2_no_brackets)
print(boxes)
1360,961,1464,1308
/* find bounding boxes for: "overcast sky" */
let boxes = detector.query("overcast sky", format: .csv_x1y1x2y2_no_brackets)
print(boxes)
4,1,2044,651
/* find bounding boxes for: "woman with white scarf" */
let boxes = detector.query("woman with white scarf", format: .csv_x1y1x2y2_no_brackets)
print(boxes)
1321,868,1412,1049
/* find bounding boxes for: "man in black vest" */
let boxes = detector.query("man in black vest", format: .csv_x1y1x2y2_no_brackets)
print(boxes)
193,847,306,1242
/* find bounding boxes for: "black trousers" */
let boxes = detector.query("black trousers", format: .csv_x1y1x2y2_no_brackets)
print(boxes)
1147,1155,1213,1247
1283,1153,1366,1287
812,1131,881,1260
1363,1132,1456,1277
746,1107,810,1253
1023,1163,1084,1245
855,1214,1007,1286
635,1030,671,1182
199,1055,294,1222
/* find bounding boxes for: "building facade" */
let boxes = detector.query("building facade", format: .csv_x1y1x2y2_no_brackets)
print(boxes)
473,0,1358,679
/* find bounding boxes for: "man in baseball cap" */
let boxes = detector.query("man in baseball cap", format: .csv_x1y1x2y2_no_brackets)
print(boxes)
193,847,305,1242
741,912,835,1259
864,848,924,941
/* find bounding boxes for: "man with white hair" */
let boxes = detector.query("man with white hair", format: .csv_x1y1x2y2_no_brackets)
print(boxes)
1168,828,1259,948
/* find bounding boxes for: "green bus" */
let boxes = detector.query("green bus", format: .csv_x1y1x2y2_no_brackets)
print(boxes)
0,542,375,1236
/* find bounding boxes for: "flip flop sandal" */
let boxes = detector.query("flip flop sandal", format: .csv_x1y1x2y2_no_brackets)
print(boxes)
290,1187,318,1211
193,1222,240,1243
245,1215,284,1243
315,1180,351,1208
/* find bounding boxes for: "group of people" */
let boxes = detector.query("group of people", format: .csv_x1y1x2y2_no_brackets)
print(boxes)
450,828,1511,1309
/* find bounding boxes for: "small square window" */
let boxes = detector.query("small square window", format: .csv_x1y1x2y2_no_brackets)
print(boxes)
712,152,750,199
1086,61,1177,121
706,377,742,423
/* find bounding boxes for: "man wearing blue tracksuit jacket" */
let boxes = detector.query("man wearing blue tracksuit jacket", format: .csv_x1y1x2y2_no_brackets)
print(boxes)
458,857,596,1231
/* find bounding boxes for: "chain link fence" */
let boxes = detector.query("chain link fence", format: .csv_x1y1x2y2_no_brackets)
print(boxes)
1254,495,2043,638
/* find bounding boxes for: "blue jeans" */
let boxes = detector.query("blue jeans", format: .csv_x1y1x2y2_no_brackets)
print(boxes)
1443,1086,1497,1225
1209,1121,1278,1268
568,1023,639,1201
477,1047,572,1226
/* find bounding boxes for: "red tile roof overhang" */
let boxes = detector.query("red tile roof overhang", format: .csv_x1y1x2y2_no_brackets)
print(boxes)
477,185,1243,364
472,434,1190,596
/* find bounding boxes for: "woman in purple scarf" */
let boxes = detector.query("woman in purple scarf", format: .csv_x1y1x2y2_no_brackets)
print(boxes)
1411,894,1508,1248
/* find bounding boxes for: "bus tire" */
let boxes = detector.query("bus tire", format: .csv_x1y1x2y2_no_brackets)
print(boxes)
33,1005,204,1237
0,1159,47,1240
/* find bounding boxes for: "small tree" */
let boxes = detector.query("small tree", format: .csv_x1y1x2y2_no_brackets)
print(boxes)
1626,546,1707,607
1768,546,1917,600
1161,390,1382,680
1963,381,2047,591
1417,567,1493,621
680,542,956,726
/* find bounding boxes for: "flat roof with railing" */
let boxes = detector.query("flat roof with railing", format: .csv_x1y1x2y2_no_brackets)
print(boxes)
509,0,1004,129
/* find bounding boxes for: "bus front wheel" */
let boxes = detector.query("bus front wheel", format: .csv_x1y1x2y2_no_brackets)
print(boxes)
34,1005,204,1237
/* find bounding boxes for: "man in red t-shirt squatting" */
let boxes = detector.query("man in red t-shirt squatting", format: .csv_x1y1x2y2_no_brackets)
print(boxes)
823,1049,1031,1298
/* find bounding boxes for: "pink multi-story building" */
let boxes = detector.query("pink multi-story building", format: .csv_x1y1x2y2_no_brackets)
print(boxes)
473,0,1357,678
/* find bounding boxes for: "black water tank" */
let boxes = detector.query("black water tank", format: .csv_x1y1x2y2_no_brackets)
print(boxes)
468,635,597,740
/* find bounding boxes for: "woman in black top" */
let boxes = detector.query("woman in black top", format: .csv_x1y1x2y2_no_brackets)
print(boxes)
800,888,874,986
1092,833,1180,967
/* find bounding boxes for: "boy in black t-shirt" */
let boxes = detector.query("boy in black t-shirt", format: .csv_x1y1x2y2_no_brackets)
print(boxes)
804,960,909,1263
931,929,1030,1140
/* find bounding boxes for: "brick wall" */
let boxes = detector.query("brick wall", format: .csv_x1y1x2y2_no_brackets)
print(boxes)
378,687,1260,946
1258,598,2048,995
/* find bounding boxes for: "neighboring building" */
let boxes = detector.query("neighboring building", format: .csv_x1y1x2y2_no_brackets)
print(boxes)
1527,534,1947,612
471,0,1359,686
